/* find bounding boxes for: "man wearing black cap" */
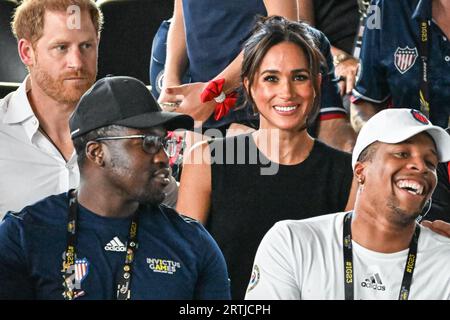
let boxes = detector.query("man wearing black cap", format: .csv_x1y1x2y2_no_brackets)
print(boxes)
0,76,231,300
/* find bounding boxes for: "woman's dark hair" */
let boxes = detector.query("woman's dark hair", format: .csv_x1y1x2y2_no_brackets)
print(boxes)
241,15,326,127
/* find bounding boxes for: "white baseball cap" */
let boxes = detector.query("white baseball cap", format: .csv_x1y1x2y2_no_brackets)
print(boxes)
352,108,450,169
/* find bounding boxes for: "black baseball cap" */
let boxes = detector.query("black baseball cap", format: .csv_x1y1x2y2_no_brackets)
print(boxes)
69,76,193,139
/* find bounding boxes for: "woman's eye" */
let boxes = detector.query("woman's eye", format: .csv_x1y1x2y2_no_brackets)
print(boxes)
293,74,309,81
263,75,277,82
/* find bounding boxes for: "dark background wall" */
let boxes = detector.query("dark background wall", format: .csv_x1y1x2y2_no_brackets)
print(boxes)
97,0,174,84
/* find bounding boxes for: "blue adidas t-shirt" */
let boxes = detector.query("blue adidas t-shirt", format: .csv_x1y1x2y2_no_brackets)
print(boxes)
0,193,231,300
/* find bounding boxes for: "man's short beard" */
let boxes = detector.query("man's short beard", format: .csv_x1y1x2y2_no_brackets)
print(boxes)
33,61,95,105
109,154,166,206
386,196,422,227
141,190,166,206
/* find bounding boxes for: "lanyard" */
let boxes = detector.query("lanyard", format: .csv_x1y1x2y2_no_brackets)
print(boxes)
342,212,420,300
353,1,370,59
418,18,431,117
62,189,140,300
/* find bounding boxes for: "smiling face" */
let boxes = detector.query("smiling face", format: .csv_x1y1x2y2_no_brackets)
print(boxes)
244,41,319,132
100,126,171,205
28,10,98,104
356,132,439,225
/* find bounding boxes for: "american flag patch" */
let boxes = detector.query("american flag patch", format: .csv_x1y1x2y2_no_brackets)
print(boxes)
74,258,89,283
394,46,418,74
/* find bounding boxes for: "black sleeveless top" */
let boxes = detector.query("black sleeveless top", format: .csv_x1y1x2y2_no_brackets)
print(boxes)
207,133,353,299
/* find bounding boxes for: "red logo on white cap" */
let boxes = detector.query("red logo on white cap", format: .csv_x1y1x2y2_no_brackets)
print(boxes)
411,109,429,125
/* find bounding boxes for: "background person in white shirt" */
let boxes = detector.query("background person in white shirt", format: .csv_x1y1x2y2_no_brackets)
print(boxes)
0,0,178,219
0,0,101,218
245,108,450,300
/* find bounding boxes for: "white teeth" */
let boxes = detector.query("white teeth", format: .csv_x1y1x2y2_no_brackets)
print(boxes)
274,105,297,112
396,180,424,195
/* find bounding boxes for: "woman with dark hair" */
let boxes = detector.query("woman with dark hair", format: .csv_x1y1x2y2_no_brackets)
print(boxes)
177,16,357,299
152,0,356,152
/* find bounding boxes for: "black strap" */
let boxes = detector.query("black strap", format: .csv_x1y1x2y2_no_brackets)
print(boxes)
116,213,139,300
352,1,370,59
398,223,420,300
62,189,139,300
343,212,354,300
342,212,420,300
418,18,431,117
61,189,81,300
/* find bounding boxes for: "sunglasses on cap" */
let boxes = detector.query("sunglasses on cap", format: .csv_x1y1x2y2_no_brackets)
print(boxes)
95,134,178,157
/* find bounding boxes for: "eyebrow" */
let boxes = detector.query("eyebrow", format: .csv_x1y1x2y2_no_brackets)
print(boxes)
401,139,438,156
260,68,309,75
49,38,96,45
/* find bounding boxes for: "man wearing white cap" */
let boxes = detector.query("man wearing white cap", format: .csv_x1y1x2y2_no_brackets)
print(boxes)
245,108,450,300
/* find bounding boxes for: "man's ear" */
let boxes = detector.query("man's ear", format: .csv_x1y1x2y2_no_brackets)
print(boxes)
18,39,35,67
354,161,366,184
86,141,105,167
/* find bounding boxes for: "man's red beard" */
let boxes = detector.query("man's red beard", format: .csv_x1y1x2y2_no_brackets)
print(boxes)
33,64,96,105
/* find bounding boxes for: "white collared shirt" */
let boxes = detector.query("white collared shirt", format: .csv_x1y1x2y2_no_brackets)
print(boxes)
0,78,79,219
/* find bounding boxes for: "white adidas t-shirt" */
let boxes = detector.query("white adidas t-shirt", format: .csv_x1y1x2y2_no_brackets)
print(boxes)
245,212,450,300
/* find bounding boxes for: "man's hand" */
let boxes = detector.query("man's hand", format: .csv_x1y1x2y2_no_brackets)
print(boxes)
163,82,216,123
421,220,450,238
350,100,381,134
317,117,356,153
335,58,359,96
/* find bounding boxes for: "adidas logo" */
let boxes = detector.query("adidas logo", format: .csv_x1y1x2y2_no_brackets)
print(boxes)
104,237,126,252
360,273,386,291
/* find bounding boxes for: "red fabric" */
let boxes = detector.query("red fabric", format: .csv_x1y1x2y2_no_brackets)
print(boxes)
200,78,225,102
447,162,450,183
319,113,347,121
200,78,237,120
212,92,237,121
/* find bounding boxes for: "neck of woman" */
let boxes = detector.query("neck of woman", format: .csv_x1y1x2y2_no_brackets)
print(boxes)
252,128,314,165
